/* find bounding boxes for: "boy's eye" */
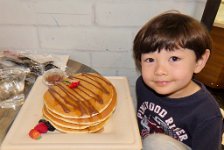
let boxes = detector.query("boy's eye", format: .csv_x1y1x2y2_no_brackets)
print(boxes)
169,56,180,62
145,58,154,63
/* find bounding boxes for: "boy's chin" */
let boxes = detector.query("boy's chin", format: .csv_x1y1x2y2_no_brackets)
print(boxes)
151,86,169,93
152,88,180,98
152,89,172,96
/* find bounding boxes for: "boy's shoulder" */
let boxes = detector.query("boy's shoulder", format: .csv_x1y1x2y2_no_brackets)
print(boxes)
191,80,222,119
136,76,146,87
136,75,143,83
136,76,145,89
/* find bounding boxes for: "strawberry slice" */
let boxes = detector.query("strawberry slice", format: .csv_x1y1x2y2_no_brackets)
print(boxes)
29,129,41,140
69,81,80,89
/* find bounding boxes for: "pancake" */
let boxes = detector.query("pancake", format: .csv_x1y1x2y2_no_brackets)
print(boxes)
43,106,110,133
48,118,109,133
42,73,117,133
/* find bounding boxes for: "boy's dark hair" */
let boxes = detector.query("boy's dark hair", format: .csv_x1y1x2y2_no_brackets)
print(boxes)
133,12,212,71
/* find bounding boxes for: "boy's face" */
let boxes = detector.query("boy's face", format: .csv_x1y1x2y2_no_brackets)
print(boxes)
140,48,208,98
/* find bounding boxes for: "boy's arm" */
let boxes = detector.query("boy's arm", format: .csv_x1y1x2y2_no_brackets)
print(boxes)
192,116,223,150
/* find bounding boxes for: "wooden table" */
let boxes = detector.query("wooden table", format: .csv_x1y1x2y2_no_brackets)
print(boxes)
0,59,98,144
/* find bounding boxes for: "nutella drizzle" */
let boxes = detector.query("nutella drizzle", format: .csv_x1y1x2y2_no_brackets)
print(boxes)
57,84,88,115
71,87,99,114
70,74,109,94
49,87,77,109
83,74,109,94
48,88,70,113
49,73,112,116
79,84,104,104
57,84,100,116
87,73,111,85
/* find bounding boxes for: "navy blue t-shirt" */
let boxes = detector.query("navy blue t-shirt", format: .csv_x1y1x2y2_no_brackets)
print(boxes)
136,76,223,150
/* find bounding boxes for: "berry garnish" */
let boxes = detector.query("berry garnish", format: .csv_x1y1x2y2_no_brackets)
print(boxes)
38,119,47,123
28,119,56,140
69,81,80,89
38,119,55,131
34,122,48,133
29,129,41,140
45,121,56,131
64,80,80,89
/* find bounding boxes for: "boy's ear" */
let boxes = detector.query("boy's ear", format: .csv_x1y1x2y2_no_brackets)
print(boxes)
194,49,210,74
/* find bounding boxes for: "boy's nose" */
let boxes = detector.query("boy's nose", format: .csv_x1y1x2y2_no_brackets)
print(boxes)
154,63,167,76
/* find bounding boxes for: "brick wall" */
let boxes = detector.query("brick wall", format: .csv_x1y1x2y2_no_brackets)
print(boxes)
0,0,207,107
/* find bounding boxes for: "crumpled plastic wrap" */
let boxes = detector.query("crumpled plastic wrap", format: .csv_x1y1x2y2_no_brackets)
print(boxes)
0,50,69,85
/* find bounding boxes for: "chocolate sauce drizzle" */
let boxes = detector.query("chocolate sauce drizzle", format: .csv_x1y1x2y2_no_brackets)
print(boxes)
48,88,71,113
70,74,109,94
56,84,89,115
87,73,111,85
48,73,111,116
79,84,103,104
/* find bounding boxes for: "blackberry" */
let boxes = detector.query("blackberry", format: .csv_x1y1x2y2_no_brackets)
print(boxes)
45,121,56,132
38,119,47,123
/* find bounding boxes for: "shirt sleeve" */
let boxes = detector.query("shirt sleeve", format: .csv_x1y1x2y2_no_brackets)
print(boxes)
192,115,223,150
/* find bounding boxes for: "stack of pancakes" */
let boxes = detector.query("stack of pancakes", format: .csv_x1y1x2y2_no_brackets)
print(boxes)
42,73,117,133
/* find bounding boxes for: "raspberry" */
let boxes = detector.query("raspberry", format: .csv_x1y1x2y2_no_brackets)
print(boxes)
38,119,55,131
29,129,41,140
34,122,48,133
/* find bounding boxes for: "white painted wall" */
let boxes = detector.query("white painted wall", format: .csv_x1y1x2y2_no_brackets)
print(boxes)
0,0,207,107
215,0,224,27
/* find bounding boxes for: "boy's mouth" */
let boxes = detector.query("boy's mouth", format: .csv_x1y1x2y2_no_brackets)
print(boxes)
154,80,171,86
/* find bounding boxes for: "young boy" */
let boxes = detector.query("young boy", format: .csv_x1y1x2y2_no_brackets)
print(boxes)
133,12,224,150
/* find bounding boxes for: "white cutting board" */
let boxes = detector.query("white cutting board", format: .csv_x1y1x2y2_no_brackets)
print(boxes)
1,76,142,150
